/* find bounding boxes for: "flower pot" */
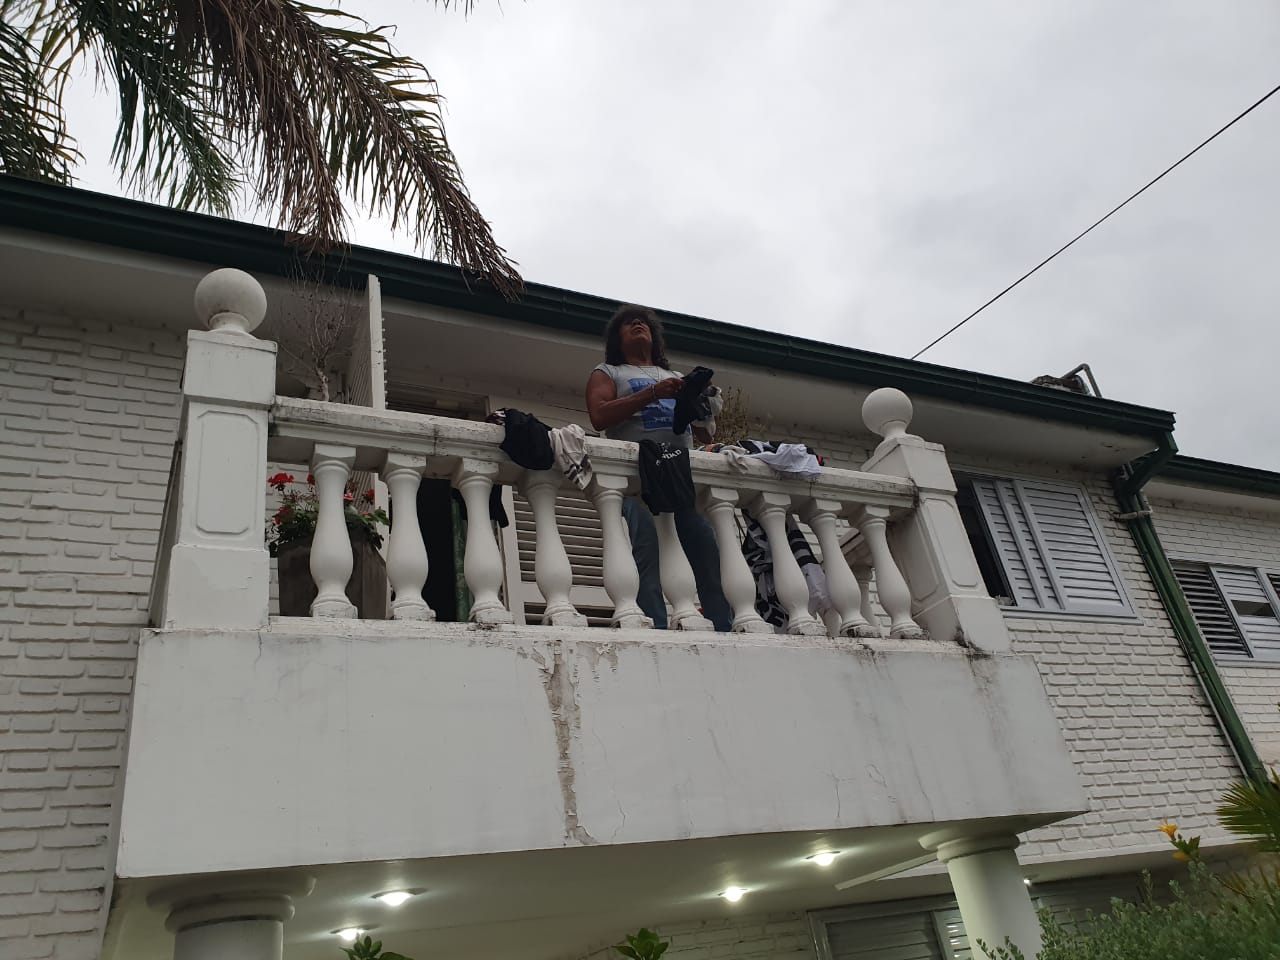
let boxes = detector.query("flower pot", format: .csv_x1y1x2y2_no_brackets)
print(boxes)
276,535,388,619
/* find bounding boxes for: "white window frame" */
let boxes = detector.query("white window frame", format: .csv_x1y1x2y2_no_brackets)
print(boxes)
1174,558,1280,665
958,473,1135,621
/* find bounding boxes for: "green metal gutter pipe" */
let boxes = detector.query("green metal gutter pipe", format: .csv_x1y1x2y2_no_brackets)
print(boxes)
1114,432,1267,782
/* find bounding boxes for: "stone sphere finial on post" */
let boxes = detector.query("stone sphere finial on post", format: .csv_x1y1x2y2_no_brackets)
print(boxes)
862,387,915,445
195,268,267,336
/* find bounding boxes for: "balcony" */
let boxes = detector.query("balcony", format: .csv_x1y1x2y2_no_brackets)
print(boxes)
107,271,1087,960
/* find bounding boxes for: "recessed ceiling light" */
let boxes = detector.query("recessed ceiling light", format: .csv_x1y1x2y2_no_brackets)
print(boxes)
373,891,415,907
807,851,840,866
335,928,365,942
721,886,747,902
1024,878,1032,886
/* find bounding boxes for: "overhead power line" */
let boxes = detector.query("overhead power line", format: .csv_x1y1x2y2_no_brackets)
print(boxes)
911,80,1280,361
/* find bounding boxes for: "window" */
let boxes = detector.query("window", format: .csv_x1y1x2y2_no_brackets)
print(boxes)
1171,561,1280,661
953,475,1132,617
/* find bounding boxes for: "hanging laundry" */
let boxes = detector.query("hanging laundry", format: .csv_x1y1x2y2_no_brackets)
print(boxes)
638,439,696,514
738,439,823,480
550,424,593,491
692,385,724,437
672,365,716,434
739,509,831,629
497,408,555,471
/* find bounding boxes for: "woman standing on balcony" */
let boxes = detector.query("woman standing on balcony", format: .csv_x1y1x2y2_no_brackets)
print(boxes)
585,305,733,632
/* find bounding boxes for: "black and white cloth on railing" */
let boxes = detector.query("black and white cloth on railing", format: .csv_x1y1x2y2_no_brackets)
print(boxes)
740,509,834,630
638,439,696,514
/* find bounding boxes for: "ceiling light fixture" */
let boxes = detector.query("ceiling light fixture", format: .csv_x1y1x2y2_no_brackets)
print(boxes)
335,928,365,942
721,886,747,902
807,851,840,867
1024,878,1033,886
373,891,415,907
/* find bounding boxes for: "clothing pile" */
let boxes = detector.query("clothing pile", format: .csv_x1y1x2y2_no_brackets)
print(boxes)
739,510,833,630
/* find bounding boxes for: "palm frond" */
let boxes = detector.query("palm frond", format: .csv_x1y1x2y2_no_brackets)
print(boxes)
0,15,77,181
1217,769,1280,853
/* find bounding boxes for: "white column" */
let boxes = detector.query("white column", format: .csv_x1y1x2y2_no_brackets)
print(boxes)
309,444,357,618
149,872,314,960
589,473,651,629
701,487,770,633
382,452,433,621
859,506,924,639
522,470,587,626
749,493,824,636
853,563,880,634
160,269,276,630
654,511,713,631
922,833,1041,960
453,458,514,625
801,499,878,638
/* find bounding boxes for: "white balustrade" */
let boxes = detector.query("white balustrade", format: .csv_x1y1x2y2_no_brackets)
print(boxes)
589,473,651,629
802,498,879,638
701,487,771,633
859,506,925,639
654,511,714,631
748,492,825,636
453,458,514,625
853,563,879,632
382,452,433,621
309,444,357,618
521,470,587,626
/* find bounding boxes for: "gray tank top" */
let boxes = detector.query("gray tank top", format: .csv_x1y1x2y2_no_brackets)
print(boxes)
593,363,691,449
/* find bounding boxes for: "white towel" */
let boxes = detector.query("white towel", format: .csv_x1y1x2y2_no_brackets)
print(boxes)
550,424,593,490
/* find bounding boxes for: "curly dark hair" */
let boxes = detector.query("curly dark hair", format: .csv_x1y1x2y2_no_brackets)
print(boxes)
603,304,671,368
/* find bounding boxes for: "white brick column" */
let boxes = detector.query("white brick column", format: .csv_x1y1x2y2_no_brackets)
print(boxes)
159,269,276,629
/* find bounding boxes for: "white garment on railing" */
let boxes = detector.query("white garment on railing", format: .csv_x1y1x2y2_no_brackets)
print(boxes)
743,441,822,480
550,424,593,490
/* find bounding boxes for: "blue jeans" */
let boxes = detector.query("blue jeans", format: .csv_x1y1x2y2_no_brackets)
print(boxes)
622,498,733,632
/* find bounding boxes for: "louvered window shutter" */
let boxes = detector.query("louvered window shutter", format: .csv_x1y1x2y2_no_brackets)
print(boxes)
1213,566,1280,658
1171,561,1250,658
970,478,1053,609
826,909,959,960
1019,482,1129,615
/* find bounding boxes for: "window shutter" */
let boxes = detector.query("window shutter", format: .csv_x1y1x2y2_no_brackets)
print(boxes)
509,490,613,621
1020,483,1129,614
1171,561,1251,658
1213,566,1280,658
827,910,956,960
970,478,1052,609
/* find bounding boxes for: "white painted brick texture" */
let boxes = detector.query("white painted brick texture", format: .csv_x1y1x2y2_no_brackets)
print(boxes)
0,302,183,960
1151,495,1280,767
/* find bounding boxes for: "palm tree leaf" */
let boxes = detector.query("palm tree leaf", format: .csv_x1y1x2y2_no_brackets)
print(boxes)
1217,770,1280,853
0,14,78,181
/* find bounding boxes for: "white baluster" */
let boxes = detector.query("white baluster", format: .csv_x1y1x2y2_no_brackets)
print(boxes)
749,492,824,636
654,511,713,631
522,470,587,627
860,506,925,639
701,487,770,633
309,444,357,618
453,458,514,625
382,452,433,621
802,498,879,638
853,562,881,634
589,473,651,629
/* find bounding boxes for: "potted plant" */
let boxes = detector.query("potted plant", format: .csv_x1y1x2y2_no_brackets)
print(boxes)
266,472,391,618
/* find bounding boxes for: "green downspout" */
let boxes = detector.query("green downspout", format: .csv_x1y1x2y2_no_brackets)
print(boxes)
1114,431,1267,783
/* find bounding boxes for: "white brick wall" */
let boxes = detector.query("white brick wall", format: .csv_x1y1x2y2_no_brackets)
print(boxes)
1150,494,1280,767
0,302,184,960
577,912,812,960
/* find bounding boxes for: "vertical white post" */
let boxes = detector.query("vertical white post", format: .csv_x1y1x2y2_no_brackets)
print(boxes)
701,488,770,633
801,499,878,638
309,444,357,618
382,452,433,621
853,562,879,633
859,506,924,639
150,873,313,960
453,458,514,625
654,511,713,631
589,473,651,629
749,493,824,636
522,470,587,626
160,269,276,630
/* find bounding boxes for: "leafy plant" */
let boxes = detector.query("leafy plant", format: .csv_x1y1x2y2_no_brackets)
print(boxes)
343,934,411,960
613,928,670,960
1218,768,1280,854
265,472,388,556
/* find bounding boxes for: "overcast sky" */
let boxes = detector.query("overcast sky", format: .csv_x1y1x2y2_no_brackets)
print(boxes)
63,1,1280,467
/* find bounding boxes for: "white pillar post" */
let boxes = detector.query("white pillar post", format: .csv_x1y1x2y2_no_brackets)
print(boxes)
309,444,357,618
521,470,587,626
749,492,824,636
160,269,276,630
921,833,1041,960
852,562,880,633
654,511,713,631
453,458,514,625
588,473,651,629
149,873,314,960
859,506,925,639
382,452,433,621
801,498,878,638
700,487,770,633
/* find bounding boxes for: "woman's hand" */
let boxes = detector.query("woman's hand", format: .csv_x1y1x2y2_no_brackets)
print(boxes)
651,377,683,400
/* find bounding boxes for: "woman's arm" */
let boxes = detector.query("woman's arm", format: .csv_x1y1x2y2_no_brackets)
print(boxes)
585,369,682,432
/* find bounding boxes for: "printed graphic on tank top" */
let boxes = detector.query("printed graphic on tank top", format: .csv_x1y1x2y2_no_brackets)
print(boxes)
628,378,679,433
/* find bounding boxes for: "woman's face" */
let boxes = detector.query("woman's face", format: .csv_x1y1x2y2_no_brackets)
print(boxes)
621,316,652,356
